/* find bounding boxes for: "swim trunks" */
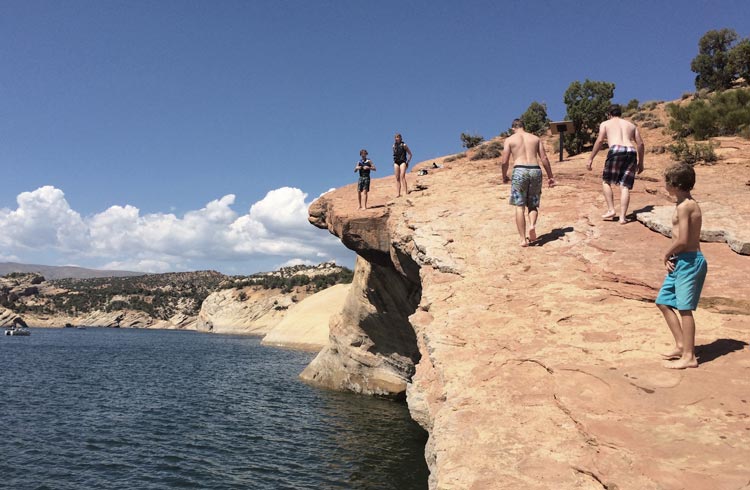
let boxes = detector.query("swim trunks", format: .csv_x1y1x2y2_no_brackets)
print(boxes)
655,251,708,311
358,175,371,192
509,165,543,210
602,145,638,189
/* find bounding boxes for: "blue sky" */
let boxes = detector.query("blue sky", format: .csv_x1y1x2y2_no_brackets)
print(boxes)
1,0,747,274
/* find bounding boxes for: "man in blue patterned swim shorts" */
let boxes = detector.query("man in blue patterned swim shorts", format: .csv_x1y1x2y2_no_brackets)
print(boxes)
500,119,555,246
354,149,376,210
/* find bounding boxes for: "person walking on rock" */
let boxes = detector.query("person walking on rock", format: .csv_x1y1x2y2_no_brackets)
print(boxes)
500,119,555,246
586,104,645,224
393,133,412,197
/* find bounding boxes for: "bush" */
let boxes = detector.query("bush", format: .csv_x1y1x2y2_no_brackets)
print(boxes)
623,99,640,117
667,88,750,139
520,101,549,136
668,139,718,165
460,132,484,149
470,140,503,160
444,152,466,163
563,79,615,156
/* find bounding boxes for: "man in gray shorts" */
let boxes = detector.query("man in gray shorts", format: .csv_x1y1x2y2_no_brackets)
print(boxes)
500,119,556,246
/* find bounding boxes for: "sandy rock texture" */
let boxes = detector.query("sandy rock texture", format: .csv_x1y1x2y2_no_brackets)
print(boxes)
306,118,750,489
262,283,350,351
196,287,299,335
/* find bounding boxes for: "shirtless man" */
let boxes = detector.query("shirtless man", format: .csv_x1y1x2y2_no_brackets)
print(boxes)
586,104,645,224
500,119,555,246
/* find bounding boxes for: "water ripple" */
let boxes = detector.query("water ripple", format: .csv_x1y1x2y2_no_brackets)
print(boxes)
0,328,428,489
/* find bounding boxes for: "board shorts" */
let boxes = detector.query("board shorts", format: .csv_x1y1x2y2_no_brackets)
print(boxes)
509,165,543,210
358,175,371,192
602,145,638,189
655,251,708,311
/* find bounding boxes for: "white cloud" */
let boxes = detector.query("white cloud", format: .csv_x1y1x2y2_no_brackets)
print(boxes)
0,185,343,272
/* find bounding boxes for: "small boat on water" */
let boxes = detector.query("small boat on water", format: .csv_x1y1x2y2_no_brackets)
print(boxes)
4,326,31,336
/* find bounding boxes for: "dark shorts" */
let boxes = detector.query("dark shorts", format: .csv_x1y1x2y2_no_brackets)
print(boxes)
509,165,543,210
656,251,707,311
603,147,638,189
358,175,370,192
394,161,408,169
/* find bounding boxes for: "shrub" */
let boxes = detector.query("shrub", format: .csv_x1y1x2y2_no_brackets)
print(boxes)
668,138,718,165
460,132,484,149
520,101,550,136
563,79,615,156
667,88,750,139
444,152,466,163
470,140,504,161
623,99,640,117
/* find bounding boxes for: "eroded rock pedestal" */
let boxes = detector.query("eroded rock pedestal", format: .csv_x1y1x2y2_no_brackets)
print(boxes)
304,130,750,489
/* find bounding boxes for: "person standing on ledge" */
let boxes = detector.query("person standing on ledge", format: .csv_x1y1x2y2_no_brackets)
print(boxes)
501,119,555,247
586,104,645,224
354,149,376,210
393,133,412,197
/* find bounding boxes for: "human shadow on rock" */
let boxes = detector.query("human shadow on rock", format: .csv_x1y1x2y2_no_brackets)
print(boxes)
533,226,574,247
696,338,748,364
629,205,655,220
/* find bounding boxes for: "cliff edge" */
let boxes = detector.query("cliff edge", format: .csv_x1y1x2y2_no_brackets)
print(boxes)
303,120,750,488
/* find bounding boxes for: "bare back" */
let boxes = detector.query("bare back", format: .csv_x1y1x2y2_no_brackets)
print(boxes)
506,131,541,165
600,117,637,147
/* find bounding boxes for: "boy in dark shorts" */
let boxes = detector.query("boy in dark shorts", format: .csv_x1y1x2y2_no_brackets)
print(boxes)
656,163,707,369
354,149,376,210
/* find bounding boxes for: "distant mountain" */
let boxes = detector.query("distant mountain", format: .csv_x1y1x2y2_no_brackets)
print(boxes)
0,262,143,280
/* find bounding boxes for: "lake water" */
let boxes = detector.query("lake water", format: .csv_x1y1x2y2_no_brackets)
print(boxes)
0,328,428,489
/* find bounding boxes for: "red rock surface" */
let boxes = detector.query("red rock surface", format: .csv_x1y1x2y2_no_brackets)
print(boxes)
307,108,750,489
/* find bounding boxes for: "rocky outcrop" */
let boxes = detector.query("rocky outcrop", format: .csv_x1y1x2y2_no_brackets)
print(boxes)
0,307,26,328
305,119,750,489
196,287,299,335
300,256,421,396
637,201,750,254
261,283,350,351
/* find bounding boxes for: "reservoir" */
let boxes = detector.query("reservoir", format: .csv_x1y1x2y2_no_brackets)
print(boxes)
0,328,429,489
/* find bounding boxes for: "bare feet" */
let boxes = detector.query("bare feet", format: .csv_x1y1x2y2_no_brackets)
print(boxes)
602,210,616,220
660,348,682,360
528,227,537,242
663,357,698,369
520,238,529,247
619,218,628,225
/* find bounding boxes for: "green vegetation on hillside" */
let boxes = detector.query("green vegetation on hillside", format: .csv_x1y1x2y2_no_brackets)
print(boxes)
667,88,750,140
563,79,615,156
691,29,750,91
520,101,549,136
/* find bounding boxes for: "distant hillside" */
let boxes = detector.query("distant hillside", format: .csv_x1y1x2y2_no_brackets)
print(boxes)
0,262,143,280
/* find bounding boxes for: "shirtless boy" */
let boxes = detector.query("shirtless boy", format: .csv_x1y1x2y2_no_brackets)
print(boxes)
500,119,555,246
587,104,645,224
656,163,707,369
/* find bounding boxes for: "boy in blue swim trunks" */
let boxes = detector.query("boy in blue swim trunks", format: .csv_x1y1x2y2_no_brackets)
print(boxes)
354,149,376,210
656,163,707,369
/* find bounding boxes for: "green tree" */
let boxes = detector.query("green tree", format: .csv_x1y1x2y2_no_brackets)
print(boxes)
730,38,750,86
691,28,739,91
563,79,615,156
520,101,549,136
460,132,484,149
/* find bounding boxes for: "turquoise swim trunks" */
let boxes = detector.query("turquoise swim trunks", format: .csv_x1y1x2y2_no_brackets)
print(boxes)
509,165,543,210
655,251,708,311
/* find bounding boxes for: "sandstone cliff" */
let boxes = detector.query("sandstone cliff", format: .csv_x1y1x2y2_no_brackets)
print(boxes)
262,283,350,351
303,104,750,489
